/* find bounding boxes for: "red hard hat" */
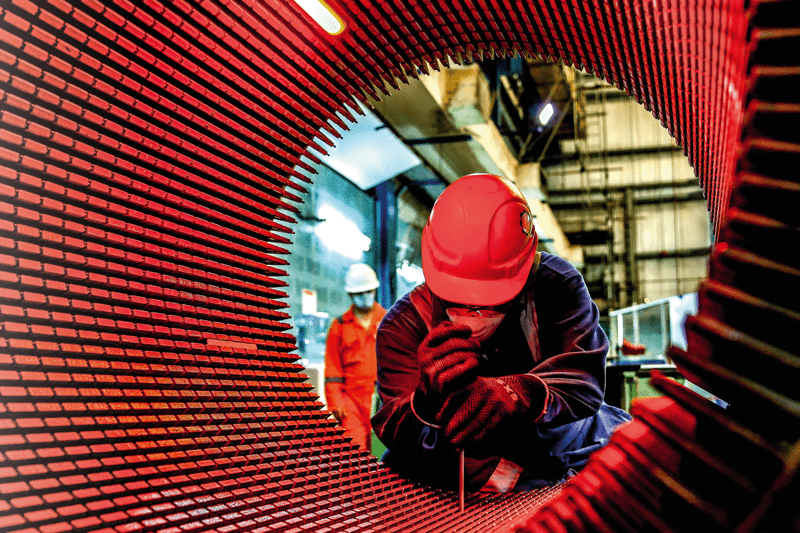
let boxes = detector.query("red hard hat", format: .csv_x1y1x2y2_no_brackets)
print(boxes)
421,173,538,306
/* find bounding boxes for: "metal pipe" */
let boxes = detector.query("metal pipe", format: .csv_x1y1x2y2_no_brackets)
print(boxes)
547,190,706,210
541,144,683,163
546,178,701,194
582,247,711,264
459,449,465,513
624,187,640,304
375,182,397,311
404,134,474,145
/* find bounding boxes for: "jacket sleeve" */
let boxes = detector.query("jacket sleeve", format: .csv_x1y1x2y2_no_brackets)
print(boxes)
370,296,462,487
324,319,346,412
530,267,607,426
371,296,428,447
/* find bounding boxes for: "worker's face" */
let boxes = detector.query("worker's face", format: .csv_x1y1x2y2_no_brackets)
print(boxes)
442,299,513,343
350,290,376,311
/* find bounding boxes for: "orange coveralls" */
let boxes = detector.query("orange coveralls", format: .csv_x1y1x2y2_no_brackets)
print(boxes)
324,303,387,452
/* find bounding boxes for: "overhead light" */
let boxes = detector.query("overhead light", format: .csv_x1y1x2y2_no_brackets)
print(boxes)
538,102,555,126
315,205,371,259
292,0,345,35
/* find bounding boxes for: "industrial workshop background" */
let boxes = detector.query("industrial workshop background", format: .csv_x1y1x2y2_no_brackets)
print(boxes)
0,1,798,532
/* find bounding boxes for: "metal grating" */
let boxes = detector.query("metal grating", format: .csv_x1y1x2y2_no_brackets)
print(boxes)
1,0,798,532
511,0,800,531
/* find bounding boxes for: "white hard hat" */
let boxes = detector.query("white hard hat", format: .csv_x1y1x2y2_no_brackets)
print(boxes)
345,263,380,293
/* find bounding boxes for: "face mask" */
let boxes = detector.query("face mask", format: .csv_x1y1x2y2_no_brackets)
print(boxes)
446,308,505,343
351,292,375,311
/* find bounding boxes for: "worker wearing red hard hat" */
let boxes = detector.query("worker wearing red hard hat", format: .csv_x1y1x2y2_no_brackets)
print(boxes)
325,263,387,452
372,174,630,492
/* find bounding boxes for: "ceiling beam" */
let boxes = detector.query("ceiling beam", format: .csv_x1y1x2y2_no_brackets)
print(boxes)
581,89,636,101
583,247,711,263
547,178,702,195
403,134,474,145
548,190,706,210
637,247,712,260
541,144,684,163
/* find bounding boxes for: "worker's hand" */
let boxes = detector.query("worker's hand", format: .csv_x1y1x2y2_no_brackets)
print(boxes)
416,321,481,400
331,408,347,424
438,374,547,447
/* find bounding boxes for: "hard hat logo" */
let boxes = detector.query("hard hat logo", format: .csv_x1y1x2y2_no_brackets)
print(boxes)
520,211,533,236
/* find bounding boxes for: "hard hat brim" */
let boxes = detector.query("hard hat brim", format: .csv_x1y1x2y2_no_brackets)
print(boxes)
345,280,380,294
422,244,537,307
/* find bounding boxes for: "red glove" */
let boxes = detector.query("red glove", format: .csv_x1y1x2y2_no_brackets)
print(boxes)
437,374,548,447
413,322,481,421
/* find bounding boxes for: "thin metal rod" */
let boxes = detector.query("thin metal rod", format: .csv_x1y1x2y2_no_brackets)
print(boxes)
458,449,465,513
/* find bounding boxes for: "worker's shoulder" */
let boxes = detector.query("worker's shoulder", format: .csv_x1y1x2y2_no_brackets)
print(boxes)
537,252,584,285
378,285,428,333
333,306,354,326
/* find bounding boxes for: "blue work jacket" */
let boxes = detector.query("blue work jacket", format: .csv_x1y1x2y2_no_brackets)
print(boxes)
372,252,631,491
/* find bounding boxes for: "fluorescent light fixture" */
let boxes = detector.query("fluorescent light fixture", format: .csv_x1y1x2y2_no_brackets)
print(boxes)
315,205,371,259
292,0,345,35
538,102,555,125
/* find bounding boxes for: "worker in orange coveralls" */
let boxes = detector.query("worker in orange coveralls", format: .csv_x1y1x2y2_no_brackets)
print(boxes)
325,263,387,452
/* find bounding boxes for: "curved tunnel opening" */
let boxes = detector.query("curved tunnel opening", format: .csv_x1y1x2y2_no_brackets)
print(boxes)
0,1,798,532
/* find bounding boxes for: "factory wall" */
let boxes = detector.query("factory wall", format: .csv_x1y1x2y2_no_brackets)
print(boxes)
282,162,376,327
545,93,712,308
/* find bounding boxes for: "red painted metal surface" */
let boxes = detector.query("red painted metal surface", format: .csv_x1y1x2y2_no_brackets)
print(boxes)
1,0,798,531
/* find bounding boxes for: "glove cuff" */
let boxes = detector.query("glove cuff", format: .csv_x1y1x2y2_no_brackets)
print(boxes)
505,374,550,423
527,374,550,423
410,391,443,429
